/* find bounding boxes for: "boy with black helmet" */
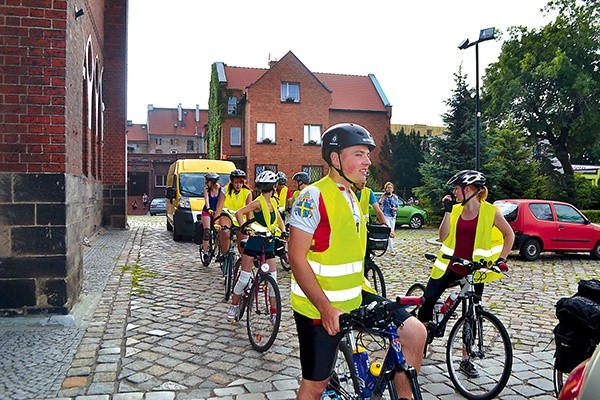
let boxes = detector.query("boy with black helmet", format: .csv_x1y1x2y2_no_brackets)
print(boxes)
288,123,426,399
290,171,310,207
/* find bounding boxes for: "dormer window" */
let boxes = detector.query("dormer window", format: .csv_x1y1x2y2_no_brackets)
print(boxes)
281,82,299,103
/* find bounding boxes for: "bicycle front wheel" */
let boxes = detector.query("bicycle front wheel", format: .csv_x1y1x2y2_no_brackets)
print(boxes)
223,252,236,301
364,260,386,298
327,339,360,399
246,273,281,352
446,309,513,400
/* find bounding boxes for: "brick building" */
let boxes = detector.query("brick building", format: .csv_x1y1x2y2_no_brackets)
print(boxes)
127,105,208,214
208,51,392,184
0,1,127,313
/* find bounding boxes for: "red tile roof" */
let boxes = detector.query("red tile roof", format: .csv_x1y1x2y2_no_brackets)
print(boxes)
147,107,208,137
223,66,388,112
127,123,148,142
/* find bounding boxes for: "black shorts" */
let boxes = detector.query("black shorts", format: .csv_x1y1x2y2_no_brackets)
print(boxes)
242,248,275,260
294,291,412,381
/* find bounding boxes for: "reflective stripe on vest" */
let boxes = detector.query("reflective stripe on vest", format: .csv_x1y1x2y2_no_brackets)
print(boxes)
432,201,504,283
290,176,366,319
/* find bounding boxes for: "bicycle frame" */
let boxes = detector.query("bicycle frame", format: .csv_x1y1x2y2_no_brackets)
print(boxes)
429,273,476,339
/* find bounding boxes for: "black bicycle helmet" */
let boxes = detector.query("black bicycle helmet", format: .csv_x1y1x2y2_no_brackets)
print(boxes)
321,123,376,165
204,172,220,182
447,170,486,187
292,171,310,184
276,171,287,184
229,169,246,180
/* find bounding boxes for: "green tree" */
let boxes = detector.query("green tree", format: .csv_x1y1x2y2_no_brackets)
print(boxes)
379,128,426,198
414,69,476,213
484,0,600,202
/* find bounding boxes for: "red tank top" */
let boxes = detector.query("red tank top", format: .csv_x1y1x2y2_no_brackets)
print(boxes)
448,215,478,275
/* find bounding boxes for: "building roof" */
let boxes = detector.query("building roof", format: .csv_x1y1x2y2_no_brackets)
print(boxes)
146,106,208,137
127,122,148,142
222,63,389,112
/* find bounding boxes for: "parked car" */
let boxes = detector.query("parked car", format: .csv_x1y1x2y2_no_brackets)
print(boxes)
493,199,600,261
559,343,600,400
149,198,167,216
370,192,429,229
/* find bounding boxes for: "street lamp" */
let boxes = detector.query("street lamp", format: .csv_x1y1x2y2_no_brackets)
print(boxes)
458,27,495,171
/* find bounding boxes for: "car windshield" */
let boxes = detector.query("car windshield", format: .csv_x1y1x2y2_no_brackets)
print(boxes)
178,173,231,197
151,198,166,205
494,201,519,222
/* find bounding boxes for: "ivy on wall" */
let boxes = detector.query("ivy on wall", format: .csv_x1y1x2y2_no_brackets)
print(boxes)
207,64,223,159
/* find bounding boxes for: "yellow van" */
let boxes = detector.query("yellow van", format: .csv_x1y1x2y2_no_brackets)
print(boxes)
165,159,236,241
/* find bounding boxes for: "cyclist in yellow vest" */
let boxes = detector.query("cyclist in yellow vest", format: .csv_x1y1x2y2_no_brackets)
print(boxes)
417,169,514,378
275,171,292,215
227,170,286,321
288,123,426,400
290,171,310,208
214,169,253,257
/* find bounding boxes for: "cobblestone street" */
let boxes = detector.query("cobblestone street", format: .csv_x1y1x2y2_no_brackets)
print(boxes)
0,215,597,399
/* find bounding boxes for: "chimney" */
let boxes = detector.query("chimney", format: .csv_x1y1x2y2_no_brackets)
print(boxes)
196,104,200,122
148,104,154,111
268,60,276,68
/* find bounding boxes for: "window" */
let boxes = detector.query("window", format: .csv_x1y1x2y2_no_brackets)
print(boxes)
155,138,162,145
281,82,300,102
230,127,241,146
304,125,322,144
186,140,194,151
255,164,277,179
555,204,586,224
529,203,554,221
257,122,276,143
155,174,167,187
228,96,237,115
303,165,323,182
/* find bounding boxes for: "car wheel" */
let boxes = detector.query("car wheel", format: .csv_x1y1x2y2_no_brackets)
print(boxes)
592,241,600,260
520,238,541,261
409,214,424,229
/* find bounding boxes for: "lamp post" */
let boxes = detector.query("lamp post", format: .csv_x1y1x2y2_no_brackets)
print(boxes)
458,27,495,171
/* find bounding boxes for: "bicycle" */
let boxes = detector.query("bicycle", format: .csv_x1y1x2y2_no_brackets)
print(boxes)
229,219,282,352
405,253,513,400
363,223,390,298
196,212,222,267
214,211,240,301
277,223,290,272
325,295,425,400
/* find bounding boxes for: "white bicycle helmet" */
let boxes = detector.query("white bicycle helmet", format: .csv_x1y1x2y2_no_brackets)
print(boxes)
255,170,278,192
447,170,486,187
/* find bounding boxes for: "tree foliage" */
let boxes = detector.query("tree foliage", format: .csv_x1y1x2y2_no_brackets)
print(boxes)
483,0,600,202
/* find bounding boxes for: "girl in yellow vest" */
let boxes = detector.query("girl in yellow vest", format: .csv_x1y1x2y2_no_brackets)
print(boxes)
417,169,514,378
227,170,286,321
214,169,253,257
288,123,426,400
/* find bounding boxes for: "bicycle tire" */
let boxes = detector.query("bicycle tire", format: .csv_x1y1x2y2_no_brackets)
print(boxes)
279,251,290,271
364,260,386,298
553,368,568,396
446,309,513,400
224,252,235,302
231,259,247,321
246,273,281,352
327,339,360,399
405,282,426,317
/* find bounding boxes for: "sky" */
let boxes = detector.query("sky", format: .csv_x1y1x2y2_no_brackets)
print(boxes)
127,0,554,127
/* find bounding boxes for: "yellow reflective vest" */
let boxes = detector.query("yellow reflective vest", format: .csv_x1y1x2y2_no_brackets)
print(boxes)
223,186,251,225
357,187,372,220
291,176,367,318
432,201,504,283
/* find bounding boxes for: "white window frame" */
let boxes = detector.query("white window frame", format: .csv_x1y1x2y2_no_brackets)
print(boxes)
230,127,241,146
227,96,237,115
281,82,300,102
304,124,322,144
257,122,276,143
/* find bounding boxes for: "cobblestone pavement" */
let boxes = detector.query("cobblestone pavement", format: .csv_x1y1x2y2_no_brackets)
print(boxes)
1,215,598,399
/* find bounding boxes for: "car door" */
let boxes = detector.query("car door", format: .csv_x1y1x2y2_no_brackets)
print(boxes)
395,197,409,225
552,203,594,251
525,202,558,250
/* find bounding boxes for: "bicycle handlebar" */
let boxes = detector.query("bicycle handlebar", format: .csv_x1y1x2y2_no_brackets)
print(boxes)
340,296,424,332
441,254,502,274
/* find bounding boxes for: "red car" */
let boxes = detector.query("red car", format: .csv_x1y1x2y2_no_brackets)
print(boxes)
493,199,600,261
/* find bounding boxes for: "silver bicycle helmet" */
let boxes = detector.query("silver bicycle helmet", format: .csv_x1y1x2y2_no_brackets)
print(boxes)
204,172,220,182
447,170,486,187
276,171,287,184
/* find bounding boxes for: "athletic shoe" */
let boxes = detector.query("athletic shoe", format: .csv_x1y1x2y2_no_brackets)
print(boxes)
227,304,239,321
460,359,479,378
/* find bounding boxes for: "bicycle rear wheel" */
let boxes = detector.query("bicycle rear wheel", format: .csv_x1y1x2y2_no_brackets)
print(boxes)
246,273,281,352
446,309,513,400
223,252,236,301
553,368,568,396
364,260,386,298
327,339,360,399
405,282,426,317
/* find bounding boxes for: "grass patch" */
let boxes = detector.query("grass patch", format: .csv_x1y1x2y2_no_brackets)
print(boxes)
122,263,158,295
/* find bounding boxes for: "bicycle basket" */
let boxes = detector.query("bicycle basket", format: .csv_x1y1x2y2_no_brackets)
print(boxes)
366,223,391,252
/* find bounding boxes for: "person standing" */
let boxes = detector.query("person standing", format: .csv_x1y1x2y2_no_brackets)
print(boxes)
142,193,149,210
288,123,426,399
417,169,514,378
200,172,223,265
378,182,399,256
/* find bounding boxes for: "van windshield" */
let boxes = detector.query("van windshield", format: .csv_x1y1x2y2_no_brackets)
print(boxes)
178,173,231,197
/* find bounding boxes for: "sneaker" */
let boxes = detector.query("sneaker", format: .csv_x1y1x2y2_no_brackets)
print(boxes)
227,304,239,321
390,250,396,256
215,254,224,263
459,359,479,378
201,252,210,265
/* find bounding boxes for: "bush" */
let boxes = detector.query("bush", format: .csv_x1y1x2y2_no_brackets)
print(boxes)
582,210,600,223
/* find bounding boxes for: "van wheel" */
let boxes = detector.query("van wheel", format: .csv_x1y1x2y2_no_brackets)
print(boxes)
520,238,541,261
173,224,182,241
